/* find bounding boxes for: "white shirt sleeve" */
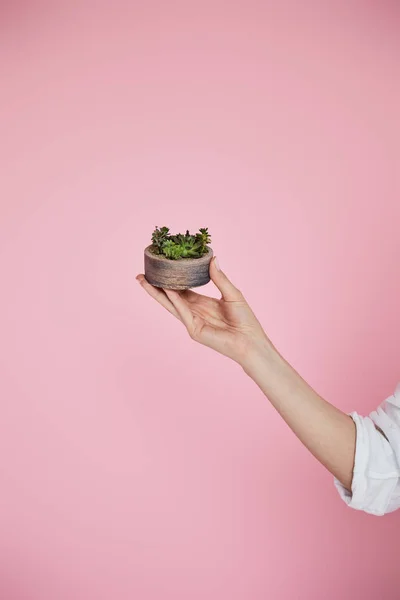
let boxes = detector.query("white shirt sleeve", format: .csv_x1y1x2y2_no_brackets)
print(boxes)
334,383,400,516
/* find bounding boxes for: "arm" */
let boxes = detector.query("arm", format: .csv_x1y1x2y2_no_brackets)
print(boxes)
241,338,356,490
138,257,356,489
137,256,399,513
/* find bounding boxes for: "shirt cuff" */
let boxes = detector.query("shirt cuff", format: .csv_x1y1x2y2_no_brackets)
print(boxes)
334,412,399,516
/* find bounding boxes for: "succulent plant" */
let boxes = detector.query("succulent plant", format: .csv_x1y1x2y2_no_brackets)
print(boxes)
150,226,211,260
196,227,211,247
162,240,184,259
151,226,170,255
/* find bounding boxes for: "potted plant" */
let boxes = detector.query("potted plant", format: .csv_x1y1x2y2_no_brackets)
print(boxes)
144,226,213,290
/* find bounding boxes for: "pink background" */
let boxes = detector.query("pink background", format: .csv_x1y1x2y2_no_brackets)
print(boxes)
1,2,399,598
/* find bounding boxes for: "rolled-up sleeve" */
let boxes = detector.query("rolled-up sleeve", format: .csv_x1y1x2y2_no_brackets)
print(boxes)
334,384,400,516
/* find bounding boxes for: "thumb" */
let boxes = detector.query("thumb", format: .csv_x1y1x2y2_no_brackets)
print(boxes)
209,256,243,301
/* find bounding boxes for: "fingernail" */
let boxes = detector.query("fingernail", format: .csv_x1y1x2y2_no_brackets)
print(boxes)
214,256,220,270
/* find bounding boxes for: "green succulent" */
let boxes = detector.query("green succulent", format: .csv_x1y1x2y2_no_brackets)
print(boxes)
151,226,170,254
149,226,211,260
196,227,211,247
162,240,184,260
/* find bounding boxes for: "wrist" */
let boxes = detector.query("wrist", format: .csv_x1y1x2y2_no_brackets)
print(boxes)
240,335,281,379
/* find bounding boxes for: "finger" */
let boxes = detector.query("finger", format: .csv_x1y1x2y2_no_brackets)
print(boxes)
209,256,243,301
136,275,181,320
163,288,195,332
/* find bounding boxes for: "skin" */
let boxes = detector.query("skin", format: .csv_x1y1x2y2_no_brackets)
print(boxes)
136,255,357,491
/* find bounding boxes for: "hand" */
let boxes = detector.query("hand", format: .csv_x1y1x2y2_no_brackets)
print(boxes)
136,256,271,369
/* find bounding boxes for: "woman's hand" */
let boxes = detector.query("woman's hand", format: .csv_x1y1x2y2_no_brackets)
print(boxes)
136,256,271,369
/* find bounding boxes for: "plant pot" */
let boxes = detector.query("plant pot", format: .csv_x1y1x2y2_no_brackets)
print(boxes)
144,245,213,290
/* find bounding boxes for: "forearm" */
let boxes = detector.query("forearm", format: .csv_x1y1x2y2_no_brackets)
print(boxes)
242,339,356,490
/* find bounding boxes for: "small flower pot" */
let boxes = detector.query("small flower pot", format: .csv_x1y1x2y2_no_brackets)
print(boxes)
144,245,213,290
